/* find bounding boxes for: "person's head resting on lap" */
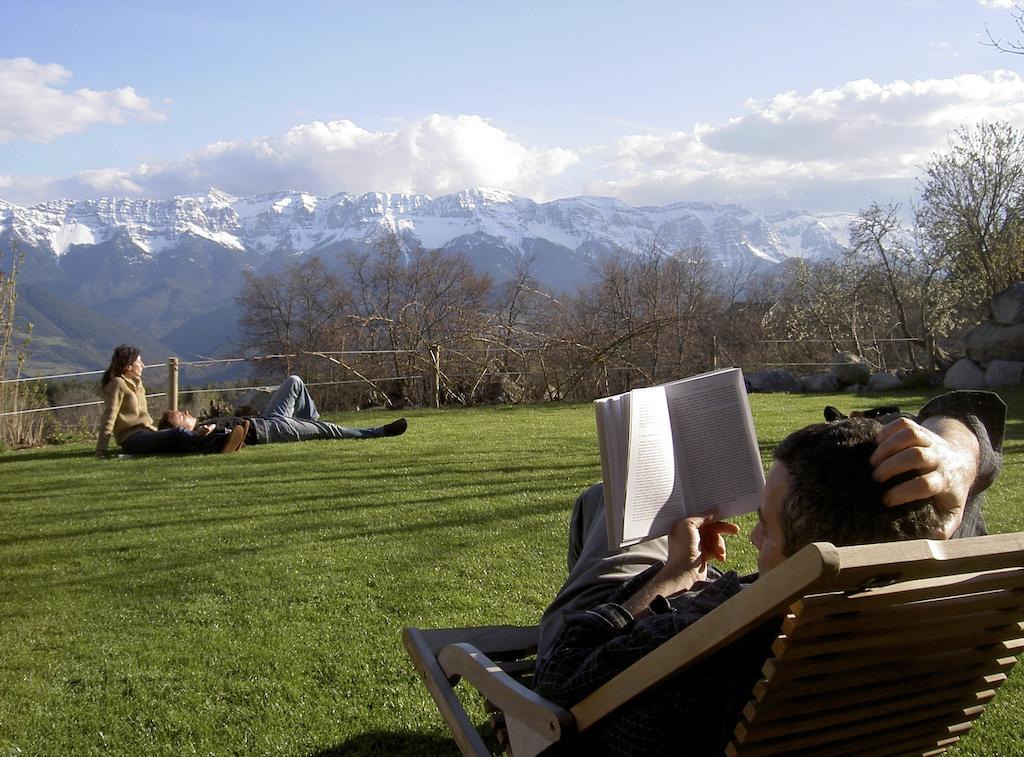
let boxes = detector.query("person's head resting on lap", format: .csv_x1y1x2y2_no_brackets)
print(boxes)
158,410,198,432
750,417,943,575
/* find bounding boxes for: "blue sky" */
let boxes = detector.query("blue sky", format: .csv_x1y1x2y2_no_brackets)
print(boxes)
1,0,1022,211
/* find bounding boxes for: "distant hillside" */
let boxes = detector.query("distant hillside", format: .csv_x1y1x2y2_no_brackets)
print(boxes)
162,303,243,357
11,284,175,377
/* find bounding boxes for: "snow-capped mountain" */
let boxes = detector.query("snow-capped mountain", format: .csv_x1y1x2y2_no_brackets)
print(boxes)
0,188,854,372
3,187,852,272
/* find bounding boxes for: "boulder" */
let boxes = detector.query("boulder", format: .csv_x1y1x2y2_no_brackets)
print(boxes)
943,358,987,390
965,319,1024,364
473,375,524,404
800,373,840,393
985,360,1024,388
543,385,564,402
991,282,1024,325
830,352,872,386
867,371,903,391
747,368,799,393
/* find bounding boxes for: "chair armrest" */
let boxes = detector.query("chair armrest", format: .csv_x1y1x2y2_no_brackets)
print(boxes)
418,624,539,658
439,642,577,743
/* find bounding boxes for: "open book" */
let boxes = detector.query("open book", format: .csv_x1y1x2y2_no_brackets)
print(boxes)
595,368,765,549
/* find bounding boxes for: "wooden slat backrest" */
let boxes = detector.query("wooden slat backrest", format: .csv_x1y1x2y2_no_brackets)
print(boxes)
727,535,1024,756
783,575,1024,638
747,668,1011,714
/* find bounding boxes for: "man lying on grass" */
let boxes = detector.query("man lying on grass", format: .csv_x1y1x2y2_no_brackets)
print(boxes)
532,391,1004,755
159,374,407,446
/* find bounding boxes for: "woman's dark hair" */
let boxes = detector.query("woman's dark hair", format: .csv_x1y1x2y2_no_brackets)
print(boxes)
101,345,140,388
774,417,942,555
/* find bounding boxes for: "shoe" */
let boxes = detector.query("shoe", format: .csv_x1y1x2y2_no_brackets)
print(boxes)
221,420,249,453
381,418,407,437
823,405,847,422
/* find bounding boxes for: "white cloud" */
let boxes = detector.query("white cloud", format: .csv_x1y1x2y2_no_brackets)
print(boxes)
0,57,165,144
979,0,1016,9
32,114,578,202
583,70,1024,210
5,72,1024,213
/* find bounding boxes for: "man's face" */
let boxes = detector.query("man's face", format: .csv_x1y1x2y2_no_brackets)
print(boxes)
750,462,789,575
166,410,197,432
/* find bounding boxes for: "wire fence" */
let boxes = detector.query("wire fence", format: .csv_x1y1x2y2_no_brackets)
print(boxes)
0,335,929,420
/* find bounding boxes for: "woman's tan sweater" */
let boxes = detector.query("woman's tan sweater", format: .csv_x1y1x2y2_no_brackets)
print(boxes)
95,375,157,453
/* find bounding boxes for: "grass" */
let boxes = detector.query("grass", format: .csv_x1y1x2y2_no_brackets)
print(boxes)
1,388,1022,755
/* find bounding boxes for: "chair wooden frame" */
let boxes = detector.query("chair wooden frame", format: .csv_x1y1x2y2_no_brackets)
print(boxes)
403,533,1024,756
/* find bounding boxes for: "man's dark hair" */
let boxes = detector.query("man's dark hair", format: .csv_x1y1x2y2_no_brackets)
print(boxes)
774,417,942,556
157,411,174,430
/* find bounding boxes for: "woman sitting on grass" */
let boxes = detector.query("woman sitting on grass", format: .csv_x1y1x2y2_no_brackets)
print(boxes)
95,344,247,458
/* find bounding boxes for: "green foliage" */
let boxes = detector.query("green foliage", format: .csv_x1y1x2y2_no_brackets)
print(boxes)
918,121,1024,303
0,391,1022,754
1,245,50,448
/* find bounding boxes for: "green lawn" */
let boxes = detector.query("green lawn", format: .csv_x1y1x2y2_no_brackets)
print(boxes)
1,389,1022,755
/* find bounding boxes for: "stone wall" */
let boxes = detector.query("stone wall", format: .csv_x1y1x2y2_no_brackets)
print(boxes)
746,282,1024,394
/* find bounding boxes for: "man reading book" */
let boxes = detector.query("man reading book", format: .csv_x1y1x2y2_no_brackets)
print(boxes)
532,390,1004,755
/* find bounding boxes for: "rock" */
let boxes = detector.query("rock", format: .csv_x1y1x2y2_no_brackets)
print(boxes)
991,282,1024,325
943,358,987,390
747,369,799,393
800,373,839,393
234,388,273,415
965,319,1024,363
867,371,903,391
473,375,524,404
932,344,956,372
830,352,872,385
985,360,1024,388
543,385,564,402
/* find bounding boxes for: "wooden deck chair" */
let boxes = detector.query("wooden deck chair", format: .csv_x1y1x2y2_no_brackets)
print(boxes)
403,532,1024,756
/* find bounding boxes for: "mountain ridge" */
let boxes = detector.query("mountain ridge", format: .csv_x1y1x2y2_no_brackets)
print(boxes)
2,187,854,268
1,188,856,375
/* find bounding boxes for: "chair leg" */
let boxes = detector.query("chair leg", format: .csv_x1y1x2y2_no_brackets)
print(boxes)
403,627,491,757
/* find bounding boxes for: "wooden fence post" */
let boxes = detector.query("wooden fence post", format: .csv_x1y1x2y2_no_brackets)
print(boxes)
925,334,935,375
430,344,441,408
168,357,179,411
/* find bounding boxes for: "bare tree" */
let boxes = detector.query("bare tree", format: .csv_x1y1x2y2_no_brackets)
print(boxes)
0,244,47,447
985,3,1024,54
562,244,723,398
237,256,349,379
341,235,493,404
850,202,921,364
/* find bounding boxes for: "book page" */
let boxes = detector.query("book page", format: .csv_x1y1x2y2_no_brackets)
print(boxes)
595,392,629,548
622,386,688,544
665,370,764,519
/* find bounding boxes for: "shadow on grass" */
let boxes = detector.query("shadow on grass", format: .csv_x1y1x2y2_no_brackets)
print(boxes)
0,448,97,464
310,730,462,756
3,477,582,592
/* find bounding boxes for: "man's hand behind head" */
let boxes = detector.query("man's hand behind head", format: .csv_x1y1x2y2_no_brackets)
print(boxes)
870,416,979,538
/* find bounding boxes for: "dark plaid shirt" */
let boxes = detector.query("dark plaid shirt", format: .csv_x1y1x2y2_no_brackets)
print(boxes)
532,391,1006,755
533,567,779,755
